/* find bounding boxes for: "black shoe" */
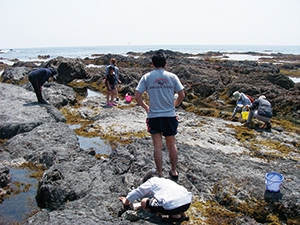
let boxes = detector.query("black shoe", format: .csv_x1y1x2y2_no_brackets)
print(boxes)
266,122,272,130
162,215,189,223
169,171,179,182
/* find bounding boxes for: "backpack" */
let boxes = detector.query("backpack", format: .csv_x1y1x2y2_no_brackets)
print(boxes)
246,94,254,103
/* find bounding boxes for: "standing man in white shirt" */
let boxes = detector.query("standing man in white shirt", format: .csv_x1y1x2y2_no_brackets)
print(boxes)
135,51,185,180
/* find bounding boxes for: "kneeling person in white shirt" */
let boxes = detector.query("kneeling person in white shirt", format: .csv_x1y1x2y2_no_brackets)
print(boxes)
119,170,192,221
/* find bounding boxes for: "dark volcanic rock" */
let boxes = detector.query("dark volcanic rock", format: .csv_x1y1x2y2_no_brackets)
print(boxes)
42,57,88,84
1,122,80,167
0,83,67,139
0,53,299,224
0,166,11,188
1,67,31,84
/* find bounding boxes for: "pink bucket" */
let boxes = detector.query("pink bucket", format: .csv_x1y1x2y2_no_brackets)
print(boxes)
125,93,132,103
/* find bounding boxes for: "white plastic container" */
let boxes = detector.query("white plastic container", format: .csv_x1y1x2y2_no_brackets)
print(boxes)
265,172,284,192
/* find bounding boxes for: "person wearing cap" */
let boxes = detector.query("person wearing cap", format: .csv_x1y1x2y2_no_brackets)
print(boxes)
229,91,252,120
135,51,185,179
244,95,273,129
119,170,192,222
28,67,58,104
105,58,121,101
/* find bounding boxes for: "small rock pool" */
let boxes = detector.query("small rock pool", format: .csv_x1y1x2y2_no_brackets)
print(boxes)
0,167,39,224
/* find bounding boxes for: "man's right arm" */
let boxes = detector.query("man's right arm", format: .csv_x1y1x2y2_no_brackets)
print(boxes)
135,91,149,113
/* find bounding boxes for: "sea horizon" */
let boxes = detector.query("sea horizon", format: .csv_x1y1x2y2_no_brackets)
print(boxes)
1,44,300,61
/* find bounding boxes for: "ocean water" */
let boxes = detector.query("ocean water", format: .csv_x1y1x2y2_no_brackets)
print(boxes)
1,45,300,61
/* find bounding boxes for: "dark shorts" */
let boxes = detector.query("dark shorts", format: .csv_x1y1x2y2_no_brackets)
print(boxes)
107,84,115,90
146,117,178,136
146,198,190,215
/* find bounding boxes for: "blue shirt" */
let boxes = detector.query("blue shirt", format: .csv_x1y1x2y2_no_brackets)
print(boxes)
231,93,252,117
28,68,53,86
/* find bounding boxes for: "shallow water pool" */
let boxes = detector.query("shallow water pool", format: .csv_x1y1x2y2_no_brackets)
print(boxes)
69,124,112,155
0,167,39,224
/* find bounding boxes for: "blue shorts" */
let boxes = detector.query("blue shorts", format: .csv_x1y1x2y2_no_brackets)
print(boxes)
146,117,178,136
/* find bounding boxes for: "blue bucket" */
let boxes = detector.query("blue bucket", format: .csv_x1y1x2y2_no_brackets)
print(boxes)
265,172,284,192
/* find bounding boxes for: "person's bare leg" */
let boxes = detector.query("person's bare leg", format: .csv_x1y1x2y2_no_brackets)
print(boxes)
141,198,148,210
165,135,178,176
106,90,110,103
115,84,119,100
151,133,163,176
110,90,114,102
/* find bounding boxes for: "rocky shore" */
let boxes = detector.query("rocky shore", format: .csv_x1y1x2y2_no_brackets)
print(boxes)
0,50,300,224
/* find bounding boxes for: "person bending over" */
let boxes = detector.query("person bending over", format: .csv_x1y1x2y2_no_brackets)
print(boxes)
229,91,252,120
28,67,58,104
119,170,192,222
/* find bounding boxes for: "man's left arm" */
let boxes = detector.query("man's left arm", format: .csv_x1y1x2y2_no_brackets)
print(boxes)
174,89,185,107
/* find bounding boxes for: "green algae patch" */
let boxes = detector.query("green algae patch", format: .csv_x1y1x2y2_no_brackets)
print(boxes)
273,118,300,134
249,140,299,161
61,105,93,126
226,123,299,161
98,128,149,146
68,79,107,94
11,181,32,195
0,138,8,146
227,124,255,142
279,69,300,77
20,162,46,180
187,197,239,224
185,105,220,117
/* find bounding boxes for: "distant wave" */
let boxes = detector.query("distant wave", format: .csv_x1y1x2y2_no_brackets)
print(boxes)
1,45,300,61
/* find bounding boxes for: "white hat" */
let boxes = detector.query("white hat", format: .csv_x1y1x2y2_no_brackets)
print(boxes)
259,95,266,99
232,91,241,101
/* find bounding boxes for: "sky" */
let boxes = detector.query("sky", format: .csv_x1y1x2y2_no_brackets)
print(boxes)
0,0,300,49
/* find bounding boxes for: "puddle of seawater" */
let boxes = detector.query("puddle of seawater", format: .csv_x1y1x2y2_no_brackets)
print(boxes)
222,54,273,61
0,168,39,224
87,89,102,97
290,77,300,83
69,124,112,155
77,136,112,154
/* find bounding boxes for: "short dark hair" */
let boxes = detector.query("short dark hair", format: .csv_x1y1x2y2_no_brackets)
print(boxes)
108,66,115,71
152,51,166,68
142,170,159,183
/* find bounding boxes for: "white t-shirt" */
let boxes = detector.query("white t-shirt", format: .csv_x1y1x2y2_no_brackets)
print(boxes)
126,177,192,210
136,69,184,118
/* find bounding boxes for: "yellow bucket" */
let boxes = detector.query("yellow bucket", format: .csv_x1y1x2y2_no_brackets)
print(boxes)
241,111,249,120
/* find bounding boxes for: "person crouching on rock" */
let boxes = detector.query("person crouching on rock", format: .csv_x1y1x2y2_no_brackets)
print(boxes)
244,95,273,129
229,91,252,120
28,67,58,104
119,170,192,223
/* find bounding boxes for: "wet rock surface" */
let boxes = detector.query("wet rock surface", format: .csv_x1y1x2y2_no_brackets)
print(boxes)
0,52,299,224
